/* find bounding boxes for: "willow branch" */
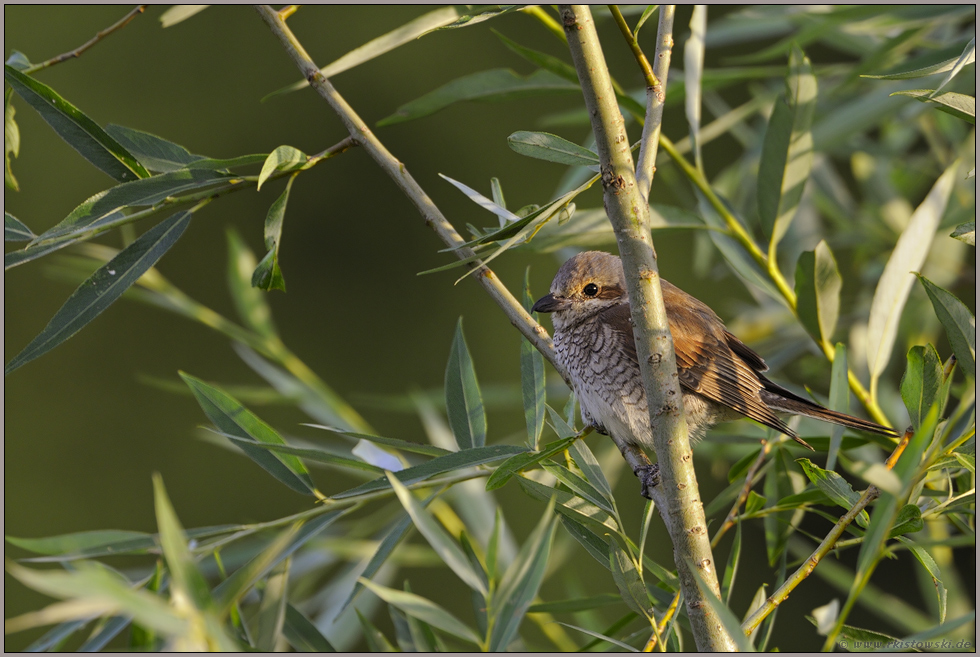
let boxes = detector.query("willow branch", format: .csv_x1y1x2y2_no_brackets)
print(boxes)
24,6,147,74
635,6,675,202
559,5,735,652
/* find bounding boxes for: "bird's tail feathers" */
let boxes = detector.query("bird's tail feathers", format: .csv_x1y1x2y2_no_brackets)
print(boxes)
760,380,899,438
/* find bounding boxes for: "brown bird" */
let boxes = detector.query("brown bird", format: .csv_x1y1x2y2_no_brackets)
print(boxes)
532,251,897,452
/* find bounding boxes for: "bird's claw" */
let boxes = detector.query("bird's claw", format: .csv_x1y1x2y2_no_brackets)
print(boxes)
636,463,660,500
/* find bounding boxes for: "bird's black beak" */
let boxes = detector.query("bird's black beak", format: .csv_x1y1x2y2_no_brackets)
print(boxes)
532,293,564,313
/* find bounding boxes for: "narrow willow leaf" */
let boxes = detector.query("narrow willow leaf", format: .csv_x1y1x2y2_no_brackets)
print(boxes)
485,435,578,491
159,5,209,27
892,89,975,124
332,444,525,500
377,68,579,126
20,524,240,563
184,154,268,170
283,603,336,652
214,432,382,474
105,124,204,173
257,146,307,190
554,621,639,652
889,504,924,537
527,594,621,613
439,173,519,225
545,404,577,439
358,579,482,645
445,319,486,450
901,345,944,431
862,46,976,80
758,45,816,245
213,512,343,612
794,241,841,343
721,518,742,605
569,440,613,501
31,169,230,246
950,221,974,245
389,606,415,651
180,372,315,495
265,7,460,99
507,131,600,168
6,236,80,269
521,269,546,448
915,275,975,378
428,6,527,34
4,212,35,241
488,498,558,651
303,424,451,457
5,211,191,375
684,5,707,172
634,5,658,37
24,618,92,652
797,458,870,527
931,37,976,95
3,65,149,181
6,530,149,556
894,537,947,623
541,462,613,515
685,556,755,652
826,343,849,471
225,229,278,339
517,476,618,536
357,609,397,652
252,174,294,291
254,559,289,652
152,474,212,611
5,87,20,191
867,164,956,390
493,31,578,84
764,448,804,565
387,473,488,595
558,515,611,569
608,537,651,620
403,582,441,651
5,561,187,637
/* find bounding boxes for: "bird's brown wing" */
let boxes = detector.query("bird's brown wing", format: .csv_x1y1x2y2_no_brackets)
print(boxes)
598,301,795,436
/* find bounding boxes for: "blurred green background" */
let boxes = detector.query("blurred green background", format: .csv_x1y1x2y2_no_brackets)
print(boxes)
4,5,974,651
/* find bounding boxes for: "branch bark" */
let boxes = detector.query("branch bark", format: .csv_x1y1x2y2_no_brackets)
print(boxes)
635,5,675,202
559,5,736,651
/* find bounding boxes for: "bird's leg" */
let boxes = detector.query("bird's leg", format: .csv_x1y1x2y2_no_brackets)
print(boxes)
609,435,661,499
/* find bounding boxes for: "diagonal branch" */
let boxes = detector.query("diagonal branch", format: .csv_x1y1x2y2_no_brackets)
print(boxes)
635,5,675,202
558,5,735,651
24,6,147,74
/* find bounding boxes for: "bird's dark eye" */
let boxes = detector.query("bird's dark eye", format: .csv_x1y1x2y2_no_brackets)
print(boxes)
583,283,599,297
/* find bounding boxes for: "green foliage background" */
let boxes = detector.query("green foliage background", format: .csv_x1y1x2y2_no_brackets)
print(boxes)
4,5,975,652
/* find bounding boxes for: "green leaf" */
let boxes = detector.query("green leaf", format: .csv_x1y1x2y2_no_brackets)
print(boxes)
377,68,579,126
541,462,613,515
28,168,231,247
5,211,191,375
863,46,976,80
265,7,461,99
159,5,209,28
493,31,578,84
304,424,452,457
558,515,612,569
758,45,816,245
721,518,742,605
5,88,20,191
608,537,651,620
867,163,957,389
794,240,841,344
184,153,268,170
387,473,488,595
152,474,212,611
445,319,486,450
521,269,546,448
915,275,975,378
439,173,519,225
527,593,621,613
104,124,204,173
3,65,149,182
4,211,34,241
252,174,294,291
684,5,707,172
333,444,526,500
225,229,278,338
950,220,974,246
257,145,307,190
488,497,558,651
507,131,600,168
894,537,947,623
517,476,618,536
283,603,336,652
6,530,149,556
358,579,482,645
485,434,578,491
888,503,924,537
554,620,640,652
213,432,383,474
427,5,527,34
254,559,289,652
826,343,849,471
901,345,945,430
357,609,397,652
891,89,975,124
180,372,315,495
797,458,870,527
931,37,976,95
24,619,92,652
569,440,613,501
764,448,805,565
18,524,239,562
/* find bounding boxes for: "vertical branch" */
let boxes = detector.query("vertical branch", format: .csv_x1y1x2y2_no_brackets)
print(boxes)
558,5,735,652
636,5,676,201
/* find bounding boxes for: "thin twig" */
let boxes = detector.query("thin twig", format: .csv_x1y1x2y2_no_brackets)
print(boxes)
636,6,675,202
253,5,563,380
24,6,147,74
711,440,771,549
608,6,658,88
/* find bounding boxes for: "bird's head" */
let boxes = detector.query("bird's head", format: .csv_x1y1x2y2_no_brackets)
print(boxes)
532,251,628,330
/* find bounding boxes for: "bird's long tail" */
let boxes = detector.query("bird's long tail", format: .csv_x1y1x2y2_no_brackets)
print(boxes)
760,377,899,438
